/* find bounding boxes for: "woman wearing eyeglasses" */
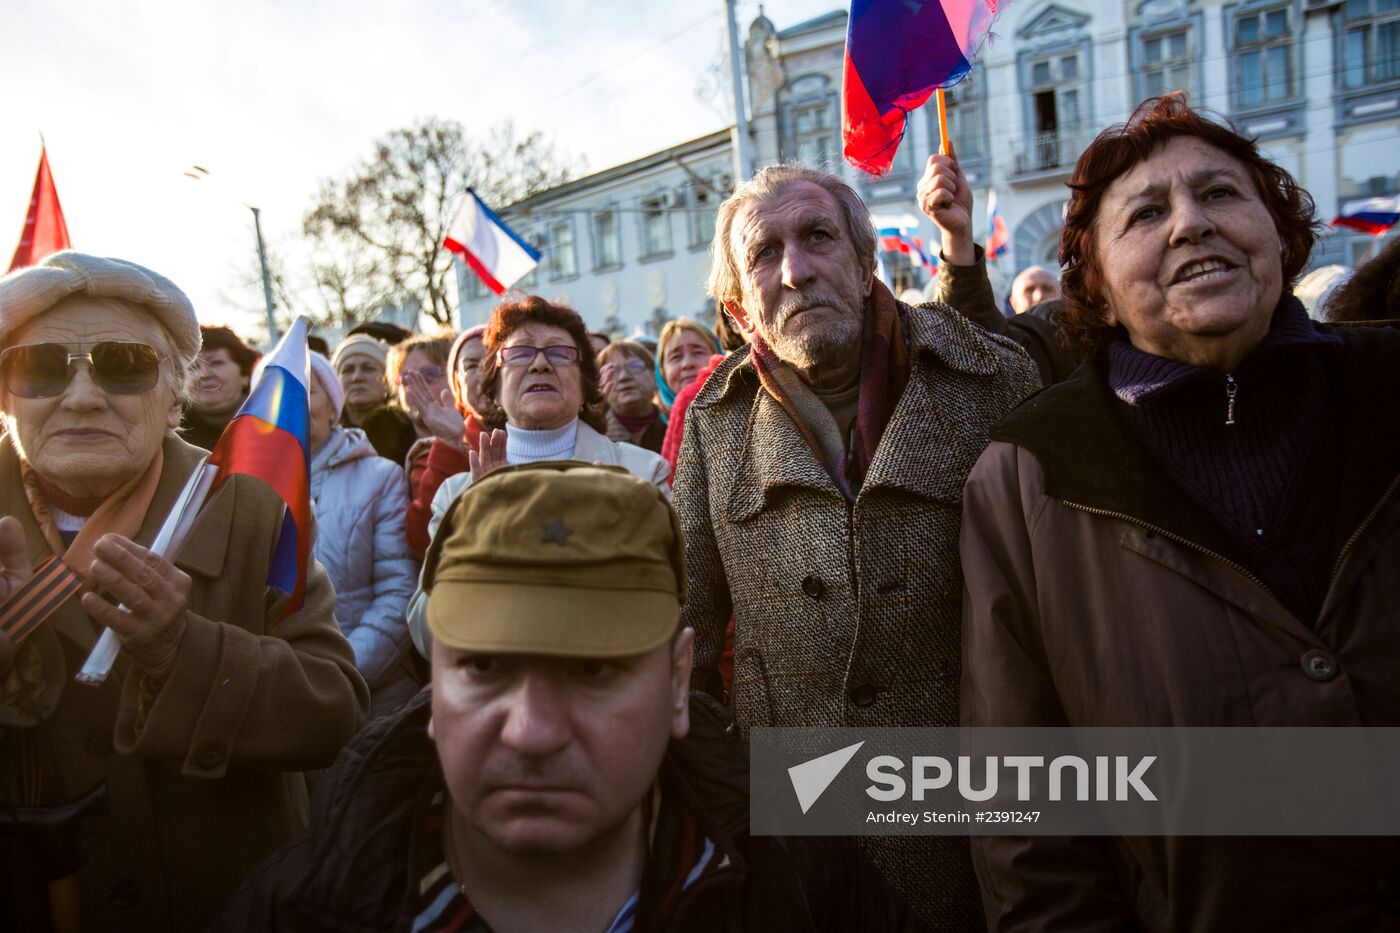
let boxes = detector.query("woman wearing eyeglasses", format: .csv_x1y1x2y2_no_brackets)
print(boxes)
406,296,669,656
597,340,666,454
0,252,367,933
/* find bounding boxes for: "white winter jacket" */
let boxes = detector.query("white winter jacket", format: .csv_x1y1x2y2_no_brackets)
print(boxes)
310,427,419,715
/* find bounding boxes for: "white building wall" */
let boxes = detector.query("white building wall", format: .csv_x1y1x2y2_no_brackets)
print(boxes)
456,1,1399,325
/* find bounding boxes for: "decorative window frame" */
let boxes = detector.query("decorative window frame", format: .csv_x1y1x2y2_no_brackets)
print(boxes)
1127,1,1205,103
1224,0,1306,137
589,204,623,273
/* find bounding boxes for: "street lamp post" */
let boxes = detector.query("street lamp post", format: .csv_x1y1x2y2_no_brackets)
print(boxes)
185,166,279,341
249,206,278,341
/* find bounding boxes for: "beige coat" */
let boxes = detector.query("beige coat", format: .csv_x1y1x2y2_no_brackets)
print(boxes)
673,301,1039,929
0,435,368,933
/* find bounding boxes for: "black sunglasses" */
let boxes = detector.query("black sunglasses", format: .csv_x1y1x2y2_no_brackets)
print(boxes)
0,341,167,399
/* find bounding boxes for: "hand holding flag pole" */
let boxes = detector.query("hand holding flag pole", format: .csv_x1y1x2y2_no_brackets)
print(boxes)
75,462,217,684
77,317,314,685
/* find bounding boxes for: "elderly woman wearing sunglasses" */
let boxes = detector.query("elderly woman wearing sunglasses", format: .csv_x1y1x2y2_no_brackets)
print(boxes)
404,296,669,655
0,252,367,933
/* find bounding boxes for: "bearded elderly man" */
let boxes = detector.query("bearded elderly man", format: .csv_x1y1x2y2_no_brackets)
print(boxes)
672,164,1039,928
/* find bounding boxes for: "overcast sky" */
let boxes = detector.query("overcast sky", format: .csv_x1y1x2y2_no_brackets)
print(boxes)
0,0,828,337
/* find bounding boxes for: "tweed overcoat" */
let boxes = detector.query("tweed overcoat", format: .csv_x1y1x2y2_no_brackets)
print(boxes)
673,299,1039,928
0,434,369,933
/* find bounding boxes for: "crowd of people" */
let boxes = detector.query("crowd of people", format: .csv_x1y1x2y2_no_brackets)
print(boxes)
1,92,1399,932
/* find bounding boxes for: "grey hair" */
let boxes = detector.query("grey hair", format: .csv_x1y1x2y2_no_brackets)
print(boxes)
706,162,878,308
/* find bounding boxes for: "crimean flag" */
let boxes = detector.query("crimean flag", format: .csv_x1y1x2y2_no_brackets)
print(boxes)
443,188,541,295
841,0,1005,175
1332,196,1400,236
207,317,312,628
986,189,1009,260
9,146,72,272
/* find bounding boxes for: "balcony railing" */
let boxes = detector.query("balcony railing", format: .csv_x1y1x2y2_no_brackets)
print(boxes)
1010,126,1096,178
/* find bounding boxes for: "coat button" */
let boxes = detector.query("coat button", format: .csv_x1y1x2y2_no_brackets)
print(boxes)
801,575,824,599
849,682,878,707
195,743,227,768
107,879,139,909
83,726,113,758
1301,649,1338,682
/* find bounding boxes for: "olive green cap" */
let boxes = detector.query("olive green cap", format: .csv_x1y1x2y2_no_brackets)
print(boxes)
423,461,685,657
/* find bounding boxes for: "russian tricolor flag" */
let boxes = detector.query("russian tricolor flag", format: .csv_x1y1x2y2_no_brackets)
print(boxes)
1332,196,1400,236
444,189,541,295
842,0,1003,176
878,226,936,272
986,189,1009,261
208,317,312,628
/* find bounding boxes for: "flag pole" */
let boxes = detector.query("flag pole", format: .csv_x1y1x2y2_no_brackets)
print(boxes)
75,459,218,685
936,88,950,155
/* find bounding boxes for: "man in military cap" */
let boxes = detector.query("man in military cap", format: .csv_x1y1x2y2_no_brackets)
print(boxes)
217,462,921,932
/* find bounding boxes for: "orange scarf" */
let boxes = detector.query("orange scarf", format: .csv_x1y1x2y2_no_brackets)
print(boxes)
21,448,166,577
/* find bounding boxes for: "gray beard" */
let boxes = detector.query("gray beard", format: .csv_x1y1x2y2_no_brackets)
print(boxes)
768,314,861,373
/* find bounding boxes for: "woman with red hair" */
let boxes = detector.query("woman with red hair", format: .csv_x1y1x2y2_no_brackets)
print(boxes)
959,94,1400,929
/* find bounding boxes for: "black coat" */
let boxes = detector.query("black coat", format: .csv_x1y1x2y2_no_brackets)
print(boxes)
213,689,925,933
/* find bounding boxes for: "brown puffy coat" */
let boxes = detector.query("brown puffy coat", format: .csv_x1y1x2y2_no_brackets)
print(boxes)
0,435,368,932
960,328,1400,932
674,300,1039,929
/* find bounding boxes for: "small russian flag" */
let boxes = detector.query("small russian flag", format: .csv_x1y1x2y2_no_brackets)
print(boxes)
986,189,1009,261
877,226,936,272
1332,196,1400,236
444,189,541,295
207,317,312,628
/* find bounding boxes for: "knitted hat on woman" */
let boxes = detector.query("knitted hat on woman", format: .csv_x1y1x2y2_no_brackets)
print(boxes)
331,333,389,371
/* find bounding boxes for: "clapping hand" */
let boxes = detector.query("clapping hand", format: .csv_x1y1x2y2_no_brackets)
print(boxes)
916,147,975,266
404,370,466,445
0,516,27,678
468,428,508,483
81,535,191,682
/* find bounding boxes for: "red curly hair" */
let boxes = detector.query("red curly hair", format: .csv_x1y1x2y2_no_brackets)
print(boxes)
1058,92,1319,358
476,295,604,432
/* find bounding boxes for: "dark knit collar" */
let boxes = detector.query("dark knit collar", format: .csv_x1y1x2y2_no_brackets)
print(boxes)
613,406,659,434
1108,296,1341,405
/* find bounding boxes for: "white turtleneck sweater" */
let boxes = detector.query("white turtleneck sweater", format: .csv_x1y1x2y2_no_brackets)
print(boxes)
504,419,578,464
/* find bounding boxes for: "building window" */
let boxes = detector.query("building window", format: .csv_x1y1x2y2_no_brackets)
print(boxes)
1341,0,1400,89
463,265,489,301
790,100,837,166
688,186,718,249
1141,27,1193,97
1233,5,1293,108
640,196,672,258
593,208,621,270
546,219,576,280
939,68,987,160
1022,49,1087,172
517,230,538,287
879,249,923,296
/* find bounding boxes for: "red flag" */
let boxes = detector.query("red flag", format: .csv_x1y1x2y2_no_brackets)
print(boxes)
9,147,72,272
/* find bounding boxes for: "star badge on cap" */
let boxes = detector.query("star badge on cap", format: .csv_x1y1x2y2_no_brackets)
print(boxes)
541,518,573,545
